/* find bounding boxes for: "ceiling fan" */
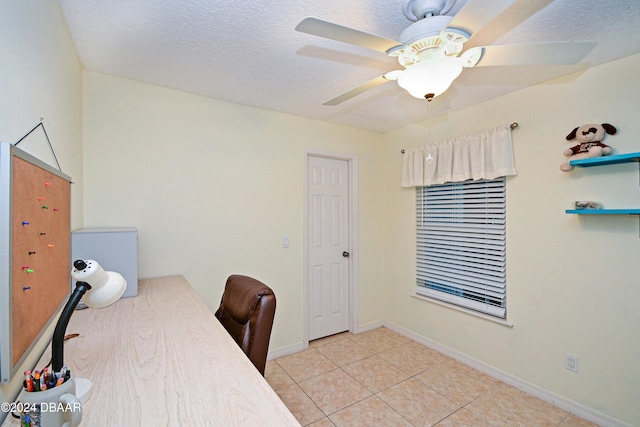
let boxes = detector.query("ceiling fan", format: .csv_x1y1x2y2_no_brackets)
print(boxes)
295,0,595,105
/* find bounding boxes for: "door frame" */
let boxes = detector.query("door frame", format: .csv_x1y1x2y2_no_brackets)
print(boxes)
304,149,359,347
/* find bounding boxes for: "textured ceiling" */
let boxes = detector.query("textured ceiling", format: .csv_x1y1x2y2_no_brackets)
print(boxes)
59,0,640,132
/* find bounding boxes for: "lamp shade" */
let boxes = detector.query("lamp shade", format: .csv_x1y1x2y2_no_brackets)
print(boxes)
71,260,127,308
397,58,463,99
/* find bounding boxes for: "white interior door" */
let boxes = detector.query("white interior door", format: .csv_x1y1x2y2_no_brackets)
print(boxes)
307,155,350,341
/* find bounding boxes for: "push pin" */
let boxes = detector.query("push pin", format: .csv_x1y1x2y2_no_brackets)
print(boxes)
42,205,48,209
38,197,45,201
22,221,30,226
39,232,46,236
28,251,36,255
47,244,54,248
53,208,59,212
23,287,31,291
44,182,52,187
21,265,29,270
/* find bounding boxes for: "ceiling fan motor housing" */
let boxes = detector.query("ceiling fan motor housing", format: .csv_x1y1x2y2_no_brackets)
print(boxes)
403,0,457,20
392,16,470,68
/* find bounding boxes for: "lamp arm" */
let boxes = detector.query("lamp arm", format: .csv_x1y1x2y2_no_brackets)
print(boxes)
52,281,92,372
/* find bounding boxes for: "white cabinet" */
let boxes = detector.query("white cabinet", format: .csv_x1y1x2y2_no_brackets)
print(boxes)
71,228,138,297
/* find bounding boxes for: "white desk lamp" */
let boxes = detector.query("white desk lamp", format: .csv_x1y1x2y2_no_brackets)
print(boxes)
51,259,127,402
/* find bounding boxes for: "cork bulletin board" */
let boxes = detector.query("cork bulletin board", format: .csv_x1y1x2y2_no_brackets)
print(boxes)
0,142,71,383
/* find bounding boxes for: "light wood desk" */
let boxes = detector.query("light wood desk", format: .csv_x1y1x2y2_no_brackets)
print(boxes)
4,276,299,426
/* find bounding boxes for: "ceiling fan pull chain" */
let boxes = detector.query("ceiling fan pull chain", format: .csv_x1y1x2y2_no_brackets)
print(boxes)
428,102,432,147
425,100,435,165
428,98,431,141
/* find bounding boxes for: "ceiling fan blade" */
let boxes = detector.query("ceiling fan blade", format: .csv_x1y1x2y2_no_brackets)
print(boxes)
446,0,515,38
296,17,402,54
472,41,596,67
323,74,394,106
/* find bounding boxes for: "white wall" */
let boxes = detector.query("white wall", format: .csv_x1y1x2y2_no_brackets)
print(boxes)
81,71,387,351
0,0,83,419
381,53,640,426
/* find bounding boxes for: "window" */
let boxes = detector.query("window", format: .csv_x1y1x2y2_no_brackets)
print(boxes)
416,177,506,318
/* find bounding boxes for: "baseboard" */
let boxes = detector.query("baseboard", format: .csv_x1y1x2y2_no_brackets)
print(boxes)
268,320,385,361
268,341,306,361
382,321,631,427
353,320,384,334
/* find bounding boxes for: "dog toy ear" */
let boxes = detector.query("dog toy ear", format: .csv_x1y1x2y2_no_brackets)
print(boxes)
566,127,579,141
602,123,617,135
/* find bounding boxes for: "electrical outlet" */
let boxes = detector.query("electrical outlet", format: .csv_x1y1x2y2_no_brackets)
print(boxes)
565,354,579,372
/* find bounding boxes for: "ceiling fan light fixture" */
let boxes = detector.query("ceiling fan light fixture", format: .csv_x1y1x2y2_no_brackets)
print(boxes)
397,58,463,99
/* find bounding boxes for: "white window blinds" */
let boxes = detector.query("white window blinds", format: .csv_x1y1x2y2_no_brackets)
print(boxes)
416,177,506,318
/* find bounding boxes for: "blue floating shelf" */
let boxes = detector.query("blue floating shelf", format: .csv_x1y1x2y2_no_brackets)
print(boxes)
567,152,640,230
570,152,640,167
566,209,640,215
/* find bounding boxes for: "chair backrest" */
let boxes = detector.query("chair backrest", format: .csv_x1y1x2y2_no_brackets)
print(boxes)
214,275,276,376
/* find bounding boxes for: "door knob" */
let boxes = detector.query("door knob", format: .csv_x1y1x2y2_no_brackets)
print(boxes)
342,251,350,257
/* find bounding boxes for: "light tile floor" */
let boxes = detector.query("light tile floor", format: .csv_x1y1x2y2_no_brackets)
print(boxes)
265,327,600,427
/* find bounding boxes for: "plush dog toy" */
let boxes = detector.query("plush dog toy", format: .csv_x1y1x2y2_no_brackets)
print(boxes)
560,123,617,171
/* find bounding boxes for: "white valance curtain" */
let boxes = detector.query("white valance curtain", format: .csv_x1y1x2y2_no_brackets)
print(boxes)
401,124,517,187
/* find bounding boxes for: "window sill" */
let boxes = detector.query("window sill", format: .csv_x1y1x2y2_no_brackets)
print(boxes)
410,294,514,328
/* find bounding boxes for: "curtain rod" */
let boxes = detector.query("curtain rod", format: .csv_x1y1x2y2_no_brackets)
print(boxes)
400,122,519,154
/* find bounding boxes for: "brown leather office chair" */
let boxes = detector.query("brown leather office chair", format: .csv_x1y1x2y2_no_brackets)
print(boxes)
214,275,276,376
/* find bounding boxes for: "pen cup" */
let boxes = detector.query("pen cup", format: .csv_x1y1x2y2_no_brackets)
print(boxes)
19,377,82,427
